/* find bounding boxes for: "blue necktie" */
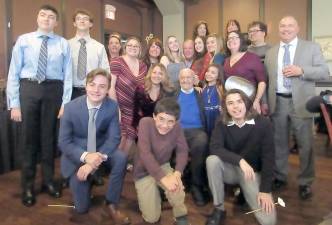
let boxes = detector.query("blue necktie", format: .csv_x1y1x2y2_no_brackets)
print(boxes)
87,108,97,152
36,35,48,83
77,38,87,80
283,44,291,89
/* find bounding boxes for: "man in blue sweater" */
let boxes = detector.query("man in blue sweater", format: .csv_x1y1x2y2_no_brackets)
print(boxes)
175,68,209,206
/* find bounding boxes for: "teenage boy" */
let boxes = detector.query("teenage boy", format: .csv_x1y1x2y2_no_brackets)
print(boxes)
58,69,130,225
6,4,72,206
133,98,190,225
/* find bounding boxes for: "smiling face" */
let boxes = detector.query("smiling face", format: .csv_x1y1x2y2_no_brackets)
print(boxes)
183,40,195,60
197,23,207,37
248,25,265,45
37,9,58,33
279,16,299,43
227,32,240,53
225,93,246,123
108,37,121,56
194,36,204,53
150,65,164,85
125,38,140,58
149,42,161,59
206,36,217,53
86,74,109,106
73,13,92,32
205,66,219,85
167,36,180,53
153,112,176,135
179,69,194,91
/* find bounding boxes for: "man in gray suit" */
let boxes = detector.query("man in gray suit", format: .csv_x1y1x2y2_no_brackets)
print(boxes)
265,16,329,200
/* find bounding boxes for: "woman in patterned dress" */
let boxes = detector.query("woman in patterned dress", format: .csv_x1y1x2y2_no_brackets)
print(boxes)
109,36,148,154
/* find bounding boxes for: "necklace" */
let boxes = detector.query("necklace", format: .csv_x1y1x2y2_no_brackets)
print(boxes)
206,85,216,104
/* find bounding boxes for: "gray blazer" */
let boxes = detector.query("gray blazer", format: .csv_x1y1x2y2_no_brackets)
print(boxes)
264,38,329,117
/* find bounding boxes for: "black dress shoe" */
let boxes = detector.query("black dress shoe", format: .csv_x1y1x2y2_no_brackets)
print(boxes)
191,186,207,207
272,179,287,191
22,188,36,207
299,185,313,200
206,208,226,225
41,183,62,198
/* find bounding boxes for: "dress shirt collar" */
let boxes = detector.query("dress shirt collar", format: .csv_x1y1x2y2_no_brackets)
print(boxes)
227,118,255,128
36,29,55,39
181,88,194,94
75,35,91,43
86,97,102,110
280,37,298,48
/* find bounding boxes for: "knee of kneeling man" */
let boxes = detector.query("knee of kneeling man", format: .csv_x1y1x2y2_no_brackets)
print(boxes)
206,155,221,167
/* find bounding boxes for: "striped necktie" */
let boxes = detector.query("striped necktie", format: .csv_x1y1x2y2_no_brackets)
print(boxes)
283,44,291,89
77,38,87,80
36,35,48,83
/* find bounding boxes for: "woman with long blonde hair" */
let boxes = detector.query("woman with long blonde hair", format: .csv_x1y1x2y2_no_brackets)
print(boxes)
133,63,174,128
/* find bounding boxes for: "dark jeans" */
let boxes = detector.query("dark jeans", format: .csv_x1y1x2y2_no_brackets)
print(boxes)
19,79,63,189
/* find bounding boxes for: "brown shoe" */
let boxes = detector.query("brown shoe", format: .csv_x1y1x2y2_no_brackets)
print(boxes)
103,204,131,225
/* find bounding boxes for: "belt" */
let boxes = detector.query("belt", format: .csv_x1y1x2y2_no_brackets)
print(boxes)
20,78,63,84
73,86,85,90
276,93,292,98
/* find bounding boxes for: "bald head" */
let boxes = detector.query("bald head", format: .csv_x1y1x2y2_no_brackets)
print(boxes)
179,68,195,91
279,16,299,43
183,39,195,60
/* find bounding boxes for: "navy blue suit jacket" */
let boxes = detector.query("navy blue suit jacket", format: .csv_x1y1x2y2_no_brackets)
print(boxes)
58,95,120,178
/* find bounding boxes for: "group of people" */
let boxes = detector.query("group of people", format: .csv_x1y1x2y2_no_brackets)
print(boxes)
5,4,330,225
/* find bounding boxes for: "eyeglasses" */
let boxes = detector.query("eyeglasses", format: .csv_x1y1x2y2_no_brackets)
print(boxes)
75,16,90,22
248,29,262,34
126,44,140,49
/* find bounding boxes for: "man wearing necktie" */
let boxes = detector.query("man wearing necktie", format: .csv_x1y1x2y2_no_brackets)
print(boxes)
265,16,329,200
59,69,130,224
68,9,110,100
6,5,72,207
67,9,110,188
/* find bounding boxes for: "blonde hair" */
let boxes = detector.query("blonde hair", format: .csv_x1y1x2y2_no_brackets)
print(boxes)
163,36,183,63
124,36,142,58
144,63,174,93
206,33,224,56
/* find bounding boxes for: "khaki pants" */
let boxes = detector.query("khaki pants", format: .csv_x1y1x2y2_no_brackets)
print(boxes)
134,163,187,223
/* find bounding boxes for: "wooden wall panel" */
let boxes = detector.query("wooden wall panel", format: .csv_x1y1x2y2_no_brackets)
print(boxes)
186,0,220,38
222,0,260,36
0,0,6,79
65,0,103,41
11,0,63,41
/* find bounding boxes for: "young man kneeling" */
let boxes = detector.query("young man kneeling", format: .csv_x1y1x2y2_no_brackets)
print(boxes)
206,89,277,225
133,98,190,225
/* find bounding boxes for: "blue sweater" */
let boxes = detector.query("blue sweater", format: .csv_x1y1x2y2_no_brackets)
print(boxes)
178,91,202,129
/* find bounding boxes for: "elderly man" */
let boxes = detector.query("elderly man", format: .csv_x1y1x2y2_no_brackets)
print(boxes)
175,68,209,206
265,16,329,200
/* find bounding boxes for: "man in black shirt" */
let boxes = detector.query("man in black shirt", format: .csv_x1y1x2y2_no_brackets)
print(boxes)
206,89,276,225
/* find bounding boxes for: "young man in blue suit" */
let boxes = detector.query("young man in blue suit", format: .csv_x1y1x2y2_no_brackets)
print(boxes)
58,68,130,225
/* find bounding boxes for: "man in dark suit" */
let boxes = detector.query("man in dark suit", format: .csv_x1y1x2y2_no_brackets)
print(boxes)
265,16,329,200
58,68,130,224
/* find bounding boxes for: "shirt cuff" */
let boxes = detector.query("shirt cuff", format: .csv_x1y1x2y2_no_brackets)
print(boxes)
80,151,89,163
